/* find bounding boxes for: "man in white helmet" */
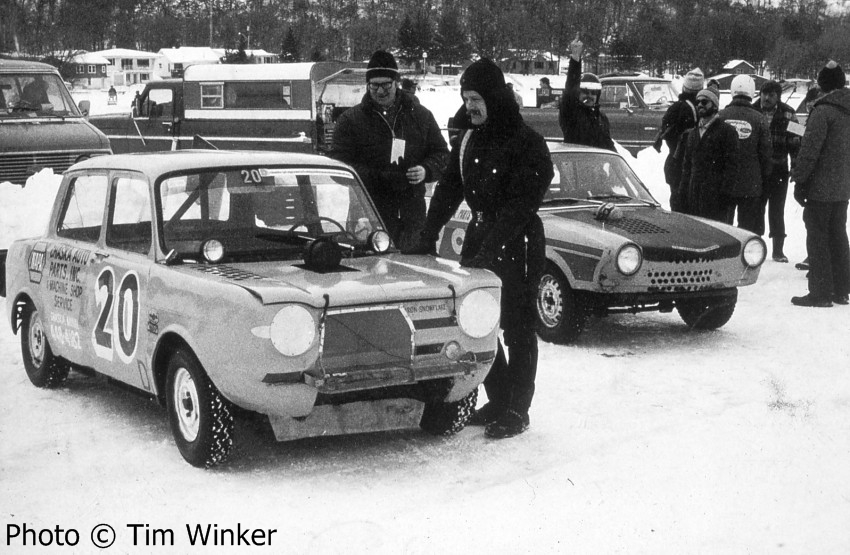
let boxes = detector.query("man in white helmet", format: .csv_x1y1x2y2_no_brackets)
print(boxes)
718,74,773,233
558,32,615,151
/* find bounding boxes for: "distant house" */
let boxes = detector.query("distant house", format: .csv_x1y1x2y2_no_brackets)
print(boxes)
723,60,756,75
156,47,222,78
501,51,559,76
89,47,160,86
68,52,110,89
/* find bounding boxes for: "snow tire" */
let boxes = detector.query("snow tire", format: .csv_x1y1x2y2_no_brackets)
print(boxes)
536,263,587,344
676,290,738,330
420,389,478,436
20,304,69,388
165,349,234,468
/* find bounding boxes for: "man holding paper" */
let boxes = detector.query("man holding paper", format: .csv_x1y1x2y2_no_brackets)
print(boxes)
753,80,803,262
329,50,449,250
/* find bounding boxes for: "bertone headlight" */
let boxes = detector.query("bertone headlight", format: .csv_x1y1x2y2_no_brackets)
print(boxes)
616,243,643,276
269,305,317,356
457,289,500,338
742,237,767,268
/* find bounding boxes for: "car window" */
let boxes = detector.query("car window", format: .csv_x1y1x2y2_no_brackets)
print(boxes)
57,174,109,243
0,72,80,117
106,176,152,254
600,85,632,109
637,82,674,106
158,167,379,261
546,152,656,202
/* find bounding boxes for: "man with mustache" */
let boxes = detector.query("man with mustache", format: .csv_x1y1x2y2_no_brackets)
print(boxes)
558,33,615,151
677,87,739,221
329,50,448,251
411,58,553,439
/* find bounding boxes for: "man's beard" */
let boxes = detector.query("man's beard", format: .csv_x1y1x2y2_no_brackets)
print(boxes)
698,105,717,118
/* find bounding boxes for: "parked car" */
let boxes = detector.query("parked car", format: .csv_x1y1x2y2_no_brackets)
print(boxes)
520,73,678,154
0,59,112,185
3,150,501,467
431,143,767,343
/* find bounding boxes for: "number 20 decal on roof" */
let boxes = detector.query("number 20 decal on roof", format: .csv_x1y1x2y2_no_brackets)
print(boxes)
93,267,141,364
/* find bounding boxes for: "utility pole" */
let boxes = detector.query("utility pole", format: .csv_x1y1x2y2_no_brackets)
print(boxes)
209,1,213,48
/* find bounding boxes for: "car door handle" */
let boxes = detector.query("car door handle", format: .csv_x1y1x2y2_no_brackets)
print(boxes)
92,252,110,263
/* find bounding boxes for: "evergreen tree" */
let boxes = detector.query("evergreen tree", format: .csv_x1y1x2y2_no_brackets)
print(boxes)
281,27,300,62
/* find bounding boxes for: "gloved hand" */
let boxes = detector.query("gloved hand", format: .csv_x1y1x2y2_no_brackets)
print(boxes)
379,168,411,193
402,238,437,256
460,253,493,270
793,185,808,207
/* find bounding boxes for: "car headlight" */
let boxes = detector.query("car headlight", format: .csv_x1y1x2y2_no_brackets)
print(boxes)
457,289,500,338
616,243,642,276
742,237,767,267
269,305,317,356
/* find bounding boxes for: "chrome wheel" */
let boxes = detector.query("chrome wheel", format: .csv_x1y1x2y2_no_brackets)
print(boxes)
537,274,564,329
173,367,200,442
27,309,47,367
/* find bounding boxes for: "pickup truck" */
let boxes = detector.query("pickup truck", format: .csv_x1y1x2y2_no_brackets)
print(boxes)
88,62,360,154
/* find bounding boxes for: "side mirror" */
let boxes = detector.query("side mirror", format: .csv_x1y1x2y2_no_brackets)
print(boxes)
78,100,90,117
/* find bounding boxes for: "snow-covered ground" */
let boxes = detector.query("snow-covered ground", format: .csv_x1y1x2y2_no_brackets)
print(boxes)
2,87,849,555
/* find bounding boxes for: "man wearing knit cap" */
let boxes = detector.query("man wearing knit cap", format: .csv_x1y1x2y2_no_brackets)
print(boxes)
559,33,616,151
654,67,704,209
329,50,448,251
752,80,802,262
790,60,850,308
677,87,739,222
412,58,553,439
718,74,773,234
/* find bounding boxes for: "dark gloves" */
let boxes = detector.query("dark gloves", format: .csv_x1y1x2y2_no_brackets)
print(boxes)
379,167,411,193
460,252,495,270
793,184,808,207
402,238,437,256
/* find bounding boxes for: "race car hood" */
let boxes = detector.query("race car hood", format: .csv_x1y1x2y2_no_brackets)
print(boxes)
190,253,501,307
544,206,744,261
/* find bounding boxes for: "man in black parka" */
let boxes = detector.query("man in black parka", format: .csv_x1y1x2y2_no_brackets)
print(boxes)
559,33,615,151
329,50,449,251
412,58,553,439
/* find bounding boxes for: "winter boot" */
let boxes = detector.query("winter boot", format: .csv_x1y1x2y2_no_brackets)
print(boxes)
468,402,505,426
485,409,530,439
772,237,788,263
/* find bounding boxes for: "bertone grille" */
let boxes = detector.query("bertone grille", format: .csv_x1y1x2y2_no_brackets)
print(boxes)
0,152,82,185
645,260,723,292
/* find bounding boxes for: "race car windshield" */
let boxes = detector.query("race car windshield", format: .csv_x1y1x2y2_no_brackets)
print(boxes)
157,167,383,261
545,152,657,205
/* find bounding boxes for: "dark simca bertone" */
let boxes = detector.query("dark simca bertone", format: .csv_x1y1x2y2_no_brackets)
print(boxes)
433,143,767,343
4,151,501,467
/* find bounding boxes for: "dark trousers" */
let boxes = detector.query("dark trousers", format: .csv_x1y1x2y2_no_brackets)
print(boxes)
760,167,789,238
804,200,850,299
372,184,426,252
724,196,763,235
481,225,541,415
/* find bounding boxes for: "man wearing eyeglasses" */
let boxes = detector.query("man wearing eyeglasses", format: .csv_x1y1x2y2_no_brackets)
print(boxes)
329,50,449,251
677,87,739,222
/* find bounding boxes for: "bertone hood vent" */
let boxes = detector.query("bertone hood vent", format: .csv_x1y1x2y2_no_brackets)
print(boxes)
604,216,669,235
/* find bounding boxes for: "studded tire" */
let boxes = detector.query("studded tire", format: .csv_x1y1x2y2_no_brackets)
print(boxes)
20,303,69,388
535,263,587,344
676,290,738,330
165,348,234,468
420,389,478,436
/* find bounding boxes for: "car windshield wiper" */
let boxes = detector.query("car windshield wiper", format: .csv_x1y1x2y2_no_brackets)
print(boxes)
256,228,357,253
255,229,313,244
542,197,584,206
586,194,636,201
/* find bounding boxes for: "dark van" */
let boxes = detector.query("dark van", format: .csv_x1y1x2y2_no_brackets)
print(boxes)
0,59,112,186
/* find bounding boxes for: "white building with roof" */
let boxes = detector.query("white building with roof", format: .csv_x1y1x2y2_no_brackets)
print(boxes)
89,47,160,86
